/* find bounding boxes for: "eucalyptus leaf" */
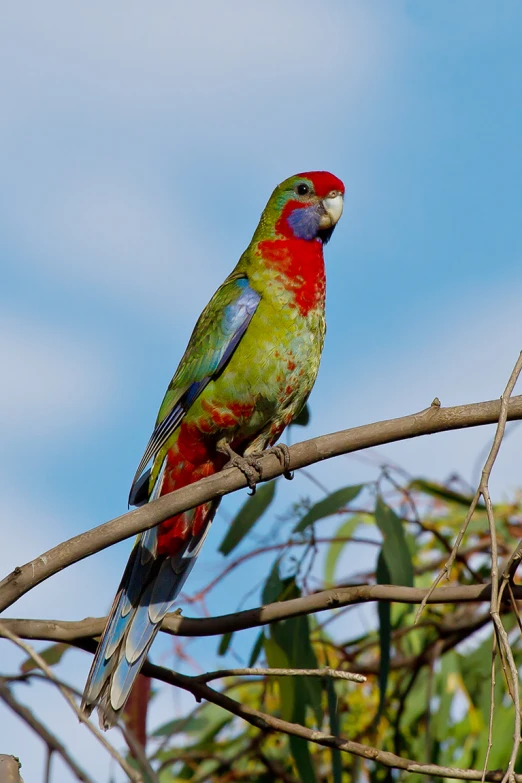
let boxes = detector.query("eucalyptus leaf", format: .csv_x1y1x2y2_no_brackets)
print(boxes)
248,630,265,667
409,478,477,508
217,631,233,656
376,549,391,719
289,734,317,783
324,515,365,584
21,642,70,673
374,497,414,587
262,558,283,605
293,484,363,534
326,680,343,783
219,480,276,555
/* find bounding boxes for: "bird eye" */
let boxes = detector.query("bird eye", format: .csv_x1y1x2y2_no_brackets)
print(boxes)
295,183,310,196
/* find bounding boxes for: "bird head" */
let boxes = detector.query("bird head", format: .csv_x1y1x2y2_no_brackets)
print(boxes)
259,171,345,244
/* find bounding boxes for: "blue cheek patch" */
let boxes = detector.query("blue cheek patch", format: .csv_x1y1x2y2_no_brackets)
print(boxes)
287,204,322,240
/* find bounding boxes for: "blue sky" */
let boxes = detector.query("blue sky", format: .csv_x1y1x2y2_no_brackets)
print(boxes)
2,2,522,780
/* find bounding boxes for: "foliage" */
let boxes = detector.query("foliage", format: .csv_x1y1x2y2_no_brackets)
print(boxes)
127,467,522,781
7,408,522,781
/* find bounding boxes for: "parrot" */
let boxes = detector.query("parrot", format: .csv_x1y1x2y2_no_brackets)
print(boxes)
81,170,345,728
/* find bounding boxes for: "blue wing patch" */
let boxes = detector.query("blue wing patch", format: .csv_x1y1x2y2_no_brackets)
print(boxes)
129,278,260,503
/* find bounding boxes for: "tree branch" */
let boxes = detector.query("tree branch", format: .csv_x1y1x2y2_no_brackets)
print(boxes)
2,581,518,645
193,667,366,684
0,757,23,783
140,660,522,782
0,679,94,783
0,394,520,613
0,621,145,783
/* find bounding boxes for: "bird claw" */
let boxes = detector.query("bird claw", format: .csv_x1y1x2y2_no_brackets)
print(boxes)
220,445,262,494
267,443,293,481
219,442,293,494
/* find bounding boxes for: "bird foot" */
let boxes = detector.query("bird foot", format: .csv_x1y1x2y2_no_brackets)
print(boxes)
266,443,293,481
219,442,293,494
219,444,263,494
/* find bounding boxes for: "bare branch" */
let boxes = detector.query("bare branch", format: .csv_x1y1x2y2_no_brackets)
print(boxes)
0,621,145,783
2,671,156,783
480,352,522,783
416,357,522,622
186,534,379,601
140,660,522,782
413,352,522,781
0,757,23,783
2,581,518,646
0,679,94,783
194,667,366,684
2,394,522,612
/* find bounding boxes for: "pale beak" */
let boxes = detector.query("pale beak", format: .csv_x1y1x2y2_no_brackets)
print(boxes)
319,191,344,229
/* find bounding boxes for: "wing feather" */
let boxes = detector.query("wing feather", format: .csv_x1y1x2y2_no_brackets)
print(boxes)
129,276,260,503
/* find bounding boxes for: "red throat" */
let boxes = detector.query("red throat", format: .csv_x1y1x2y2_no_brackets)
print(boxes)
257,237,326,316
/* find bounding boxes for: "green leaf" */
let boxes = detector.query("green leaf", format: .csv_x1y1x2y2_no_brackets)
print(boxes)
292,403,310,427
376,549,391,719
219,480,277,556
326,680,343,783
152,702,232,741
293,485,363,534
152,713,208,738
218,631,233,656
248,630,264,667
20,642,70,673
433,651,458,742
262,558,283,605
292,615,322,727
409,478,477,508
269,577,322,726
374,497,414,587
289,734,317,783
264,635,294,720
266,613,318,783
324,515,363,584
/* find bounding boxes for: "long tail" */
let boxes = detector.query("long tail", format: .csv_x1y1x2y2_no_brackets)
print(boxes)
81,461,219,729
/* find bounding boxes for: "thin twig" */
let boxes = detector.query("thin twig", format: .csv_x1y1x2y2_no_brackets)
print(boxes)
417,355,522,624
0,679,94,783
385,470,483,583
415,491,484,622
482,634,498,783
44,748,52,783
501,540,522,589
142,659,522,782
479,353,522,783
0,621,145,783
194,667,366,684
188,534,378,602
3,670,156,782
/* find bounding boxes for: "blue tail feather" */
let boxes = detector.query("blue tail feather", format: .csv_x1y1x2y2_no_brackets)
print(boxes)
125,580,157,663
81,449,221,729
82,521,220,727
119,531,158,619
111,654,146,712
